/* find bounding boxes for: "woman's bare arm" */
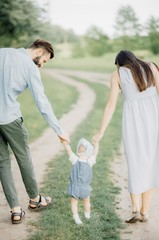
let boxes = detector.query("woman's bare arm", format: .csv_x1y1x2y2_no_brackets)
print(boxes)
92,70,120,143
150,62,159,93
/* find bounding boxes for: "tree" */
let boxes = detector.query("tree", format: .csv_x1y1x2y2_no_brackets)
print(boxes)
114,5,141,36
84,25,111,56
0,0,42,46
114,5,141,49
146,16,159,54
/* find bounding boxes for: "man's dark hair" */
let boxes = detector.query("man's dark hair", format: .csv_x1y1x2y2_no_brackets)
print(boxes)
28,39,54,59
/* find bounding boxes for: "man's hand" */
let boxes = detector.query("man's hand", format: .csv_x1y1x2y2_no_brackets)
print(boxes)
58,133,70,144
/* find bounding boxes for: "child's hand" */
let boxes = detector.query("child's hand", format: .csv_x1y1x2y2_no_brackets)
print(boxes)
92,132,103,144
61,139,69,145
61,139,68,145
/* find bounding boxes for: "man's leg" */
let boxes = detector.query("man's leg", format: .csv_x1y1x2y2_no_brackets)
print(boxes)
3,118,52,210
1,118,39,199
0,131,19,208
0,129,24,223
0,118,51,224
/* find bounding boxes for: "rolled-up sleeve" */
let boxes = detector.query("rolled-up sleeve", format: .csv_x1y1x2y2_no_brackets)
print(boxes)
27,65,63,136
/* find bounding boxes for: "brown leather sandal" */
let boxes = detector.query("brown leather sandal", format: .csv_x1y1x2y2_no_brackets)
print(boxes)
11,209,25,224
28,194,52,212
125,211,140,223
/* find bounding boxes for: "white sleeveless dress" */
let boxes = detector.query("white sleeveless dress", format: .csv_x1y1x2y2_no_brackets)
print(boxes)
119,67,159,194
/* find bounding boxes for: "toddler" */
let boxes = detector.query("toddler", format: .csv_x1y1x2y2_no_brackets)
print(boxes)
62,138,99,224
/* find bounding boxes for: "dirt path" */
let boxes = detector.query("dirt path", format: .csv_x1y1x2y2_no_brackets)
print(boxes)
0,69,159,240
111,147,159,240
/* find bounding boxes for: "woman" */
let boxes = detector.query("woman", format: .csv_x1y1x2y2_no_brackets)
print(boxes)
92,50,159,223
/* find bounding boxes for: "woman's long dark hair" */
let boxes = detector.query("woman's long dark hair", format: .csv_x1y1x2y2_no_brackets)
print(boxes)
115,50,156,92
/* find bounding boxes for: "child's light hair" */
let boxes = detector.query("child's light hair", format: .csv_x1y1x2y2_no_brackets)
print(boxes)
77,138,94,157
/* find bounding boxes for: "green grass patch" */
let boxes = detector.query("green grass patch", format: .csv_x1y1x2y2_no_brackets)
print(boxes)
46,50,159,73
46,53,117,73
17,72,78,141
27,76,124,240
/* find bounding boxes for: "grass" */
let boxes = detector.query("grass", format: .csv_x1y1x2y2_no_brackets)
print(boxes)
17,72,78,142
46,52,116,73
27,75,124,240
46,50,159,73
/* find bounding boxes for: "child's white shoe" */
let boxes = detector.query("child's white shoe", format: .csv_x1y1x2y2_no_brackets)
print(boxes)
84,211,90,219
73,214,83,225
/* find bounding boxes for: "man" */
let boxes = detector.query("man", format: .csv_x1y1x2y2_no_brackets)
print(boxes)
0,39,69,224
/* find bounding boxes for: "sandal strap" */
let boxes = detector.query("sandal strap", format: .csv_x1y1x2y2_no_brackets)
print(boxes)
125,211,140,223
11,209,25,220
29,194,41,206
12,212,22,217
125,216,138,223
41,195,49,204
29,194,49,207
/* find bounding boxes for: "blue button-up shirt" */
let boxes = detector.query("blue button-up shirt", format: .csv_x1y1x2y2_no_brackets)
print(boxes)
0,47,63,136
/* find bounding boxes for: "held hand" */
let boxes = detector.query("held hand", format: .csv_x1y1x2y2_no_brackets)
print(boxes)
61,139,69,146
58,133,70,144
92,132,103,144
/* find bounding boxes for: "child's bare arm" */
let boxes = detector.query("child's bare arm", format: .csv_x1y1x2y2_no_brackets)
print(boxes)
62,140,73,157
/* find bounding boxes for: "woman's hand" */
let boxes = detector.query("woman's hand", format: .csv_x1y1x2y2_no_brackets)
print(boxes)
92,132,103,144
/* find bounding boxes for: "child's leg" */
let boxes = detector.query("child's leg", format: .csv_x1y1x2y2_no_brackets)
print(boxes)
71,197,78,215
71,197,82,224
83,197,90,219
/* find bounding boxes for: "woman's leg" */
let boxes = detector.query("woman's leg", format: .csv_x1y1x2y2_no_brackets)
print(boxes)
125,193,141,223
140,188,156,216
130,193,141,212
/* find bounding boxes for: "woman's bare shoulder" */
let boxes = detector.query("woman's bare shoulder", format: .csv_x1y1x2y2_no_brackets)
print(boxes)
149,62,159,71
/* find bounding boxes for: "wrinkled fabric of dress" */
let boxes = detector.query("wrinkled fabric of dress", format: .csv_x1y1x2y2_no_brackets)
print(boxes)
119,67,159,194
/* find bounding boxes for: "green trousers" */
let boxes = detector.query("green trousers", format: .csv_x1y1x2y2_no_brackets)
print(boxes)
0,117,38,208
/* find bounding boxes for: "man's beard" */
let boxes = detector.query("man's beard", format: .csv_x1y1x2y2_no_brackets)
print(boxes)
33,56,41,68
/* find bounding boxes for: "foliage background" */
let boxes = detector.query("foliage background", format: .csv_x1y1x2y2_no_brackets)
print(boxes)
1,0,159,57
